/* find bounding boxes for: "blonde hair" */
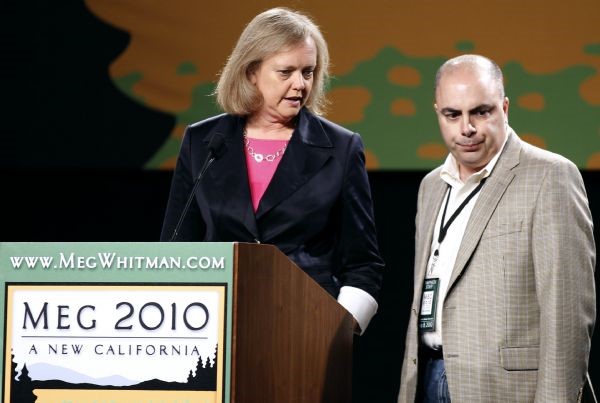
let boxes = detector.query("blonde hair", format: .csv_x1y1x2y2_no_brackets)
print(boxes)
215,7,330,116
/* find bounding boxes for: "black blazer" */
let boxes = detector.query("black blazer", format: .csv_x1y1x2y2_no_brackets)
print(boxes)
161,108,384,300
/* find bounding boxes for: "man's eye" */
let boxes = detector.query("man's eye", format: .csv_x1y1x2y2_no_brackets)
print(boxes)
445,112,460,119
279,70,291,77
303,70,314,79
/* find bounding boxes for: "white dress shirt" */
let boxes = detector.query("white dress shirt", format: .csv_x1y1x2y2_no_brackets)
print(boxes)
422,136,508,349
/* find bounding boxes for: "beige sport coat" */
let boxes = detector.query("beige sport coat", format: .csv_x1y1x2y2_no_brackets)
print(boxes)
398,130,596,402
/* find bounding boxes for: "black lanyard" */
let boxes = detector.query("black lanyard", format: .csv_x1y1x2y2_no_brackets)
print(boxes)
436,177,488,253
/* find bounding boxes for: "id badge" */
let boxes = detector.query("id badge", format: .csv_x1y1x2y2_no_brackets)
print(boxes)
418,278,440,332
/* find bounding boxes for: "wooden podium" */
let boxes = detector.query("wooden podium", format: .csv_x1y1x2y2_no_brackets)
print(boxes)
0,242,354,403
232,243,355,403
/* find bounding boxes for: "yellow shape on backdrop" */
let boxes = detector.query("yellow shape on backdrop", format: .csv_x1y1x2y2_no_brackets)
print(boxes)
417,143,447,160
327,87,372,123
388,66,421,87
517,93,545,111
520,134,547,149
580,74,600,105
390,98,417,116
365,148,380,170
587,152,600,169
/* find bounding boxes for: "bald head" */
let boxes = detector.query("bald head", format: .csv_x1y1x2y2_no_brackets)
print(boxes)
435,54,505,100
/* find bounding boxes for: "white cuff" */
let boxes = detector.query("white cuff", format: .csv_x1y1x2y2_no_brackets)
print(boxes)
337,286,378,335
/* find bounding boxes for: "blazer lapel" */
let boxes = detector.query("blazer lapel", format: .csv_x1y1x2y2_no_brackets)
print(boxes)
447,131,521,292
255,109,334,219
204,115,259,239
415,177,448,292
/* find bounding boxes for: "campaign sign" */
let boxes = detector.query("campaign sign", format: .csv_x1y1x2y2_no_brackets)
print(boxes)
0,242,234,403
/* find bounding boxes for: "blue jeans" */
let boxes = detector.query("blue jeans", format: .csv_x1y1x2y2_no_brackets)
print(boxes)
422,358,451,403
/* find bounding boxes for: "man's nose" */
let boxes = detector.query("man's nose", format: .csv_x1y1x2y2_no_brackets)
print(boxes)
460,115,476,137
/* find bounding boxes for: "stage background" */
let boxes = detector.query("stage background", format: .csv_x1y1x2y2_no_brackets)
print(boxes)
2,1,599,401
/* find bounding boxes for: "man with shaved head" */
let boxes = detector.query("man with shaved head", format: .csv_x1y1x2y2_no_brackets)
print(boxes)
398,54,596,402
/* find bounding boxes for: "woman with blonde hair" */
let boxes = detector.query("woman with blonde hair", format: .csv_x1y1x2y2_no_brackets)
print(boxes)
161,7,383,334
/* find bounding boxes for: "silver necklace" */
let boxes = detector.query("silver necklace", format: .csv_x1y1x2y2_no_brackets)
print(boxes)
243,132,288,163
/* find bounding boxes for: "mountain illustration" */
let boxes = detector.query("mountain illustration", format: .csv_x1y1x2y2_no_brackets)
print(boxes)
28,362,137,386
11,344,218,395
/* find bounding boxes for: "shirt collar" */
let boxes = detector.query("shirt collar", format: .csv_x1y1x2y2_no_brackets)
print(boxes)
440,132,509,187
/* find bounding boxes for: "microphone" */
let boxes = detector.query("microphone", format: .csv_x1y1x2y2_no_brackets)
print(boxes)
169,132,226,241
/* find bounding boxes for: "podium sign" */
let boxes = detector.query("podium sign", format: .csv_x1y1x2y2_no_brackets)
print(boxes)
0,242,234,403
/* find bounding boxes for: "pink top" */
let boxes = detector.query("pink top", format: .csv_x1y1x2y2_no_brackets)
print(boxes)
244,137,289,212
